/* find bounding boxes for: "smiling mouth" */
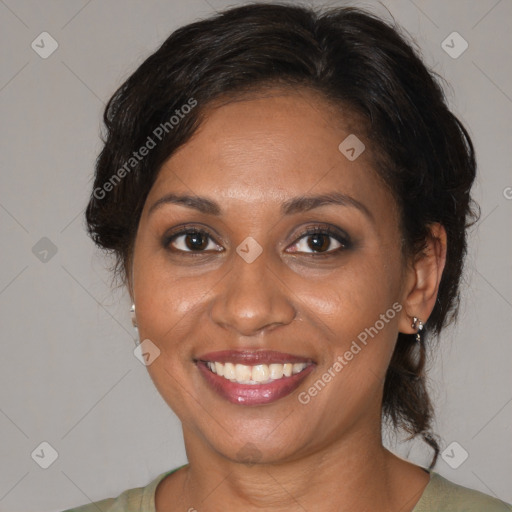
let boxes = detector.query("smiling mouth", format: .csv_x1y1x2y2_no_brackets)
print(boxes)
202,360,311,385
194,350,316,405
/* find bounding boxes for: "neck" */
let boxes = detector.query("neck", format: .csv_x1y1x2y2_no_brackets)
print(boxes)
164,426,430,512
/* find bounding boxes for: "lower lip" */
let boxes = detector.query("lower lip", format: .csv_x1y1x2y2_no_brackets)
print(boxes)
197,361,315,406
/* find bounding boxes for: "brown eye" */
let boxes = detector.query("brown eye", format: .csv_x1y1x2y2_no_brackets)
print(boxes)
308,233,336,252
165,228,222,253
183,232,209,251
287,225,351,255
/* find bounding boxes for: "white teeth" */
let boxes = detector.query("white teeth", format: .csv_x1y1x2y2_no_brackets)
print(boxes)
292,363,307,374
235,364,252,383
252,364,270,383
215,361,224,377
204,361,309,384
224,362,236,380
269,363,284,379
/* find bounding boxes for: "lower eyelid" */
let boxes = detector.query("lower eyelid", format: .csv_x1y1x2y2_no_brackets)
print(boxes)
167,232,222,252
164,227,351,254
287,235,348,253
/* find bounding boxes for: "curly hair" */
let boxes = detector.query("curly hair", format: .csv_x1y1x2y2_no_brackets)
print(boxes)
85,3,478,469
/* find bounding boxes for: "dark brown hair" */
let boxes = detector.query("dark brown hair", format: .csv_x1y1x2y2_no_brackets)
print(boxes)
85,3,478,469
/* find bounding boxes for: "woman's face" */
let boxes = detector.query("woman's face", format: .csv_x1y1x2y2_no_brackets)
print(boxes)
131,88,414,464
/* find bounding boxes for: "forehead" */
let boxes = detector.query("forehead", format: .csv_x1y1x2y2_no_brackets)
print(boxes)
146,88,394,218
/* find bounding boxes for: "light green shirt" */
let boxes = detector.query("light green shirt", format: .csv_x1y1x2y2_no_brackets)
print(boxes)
61,466,512,511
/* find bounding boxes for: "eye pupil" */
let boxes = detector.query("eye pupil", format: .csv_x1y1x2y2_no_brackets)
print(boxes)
308,234,330,252
185,232,208,250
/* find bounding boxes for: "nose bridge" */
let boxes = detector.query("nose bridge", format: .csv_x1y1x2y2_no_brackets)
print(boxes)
209,241,295,335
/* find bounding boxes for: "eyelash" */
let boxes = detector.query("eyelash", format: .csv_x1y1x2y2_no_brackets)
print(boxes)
163,223,352,257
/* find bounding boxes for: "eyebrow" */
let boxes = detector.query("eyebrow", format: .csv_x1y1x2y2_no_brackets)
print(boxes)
148,192,374,222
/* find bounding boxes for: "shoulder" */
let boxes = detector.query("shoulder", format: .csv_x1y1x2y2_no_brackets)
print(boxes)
59,468,178,512
415,471,512,512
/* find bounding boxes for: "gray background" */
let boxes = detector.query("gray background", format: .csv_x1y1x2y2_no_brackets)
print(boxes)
0,0,511,510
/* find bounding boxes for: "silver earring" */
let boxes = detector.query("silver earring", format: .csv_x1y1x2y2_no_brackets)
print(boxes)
130,304,137,328
411,317,423,342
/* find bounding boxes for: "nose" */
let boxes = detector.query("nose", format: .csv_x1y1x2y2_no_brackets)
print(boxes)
209,247,296,337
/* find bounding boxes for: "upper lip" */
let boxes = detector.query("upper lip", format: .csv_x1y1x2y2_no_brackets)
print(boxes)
195,350,315,365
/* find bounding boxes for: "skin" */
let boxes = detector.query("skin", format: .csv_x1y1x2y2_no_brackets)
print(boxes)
129,87,447,512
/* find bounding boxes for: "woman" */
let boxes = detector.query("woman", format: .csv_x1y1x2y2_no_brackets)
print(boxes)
63,3,511,511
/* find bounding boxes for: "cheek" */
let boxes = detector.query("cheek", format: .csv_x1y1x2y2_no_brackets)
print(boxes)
132,218,402,336
132,228,207,329
296,253,400,327
295,257,402,399
135,273,209,348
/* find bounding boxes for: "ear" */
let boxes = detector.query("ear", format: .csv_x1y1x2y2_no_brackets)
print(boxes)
398,223,447,334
